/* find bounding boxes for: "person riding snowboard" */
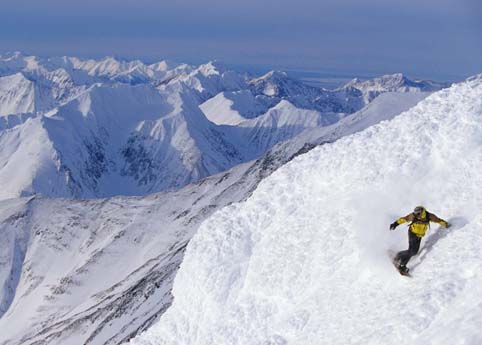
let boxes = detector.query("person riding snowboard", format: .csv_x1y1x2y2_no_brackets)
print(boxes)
390,206,449,274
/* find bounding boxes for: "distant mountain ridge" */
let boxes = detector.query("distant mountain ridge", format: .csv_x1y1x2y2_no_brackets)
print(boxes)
0,53,449,200
341,73,450,102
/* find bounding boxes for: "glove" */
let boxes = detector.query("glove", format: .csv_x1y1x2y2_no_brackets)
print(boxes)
443,221,450,228
389,222,398,231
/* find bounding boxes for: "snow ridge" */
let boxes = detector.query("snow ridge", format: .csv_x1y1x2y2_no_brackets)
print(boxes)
342,73,449,102
131,78,482,345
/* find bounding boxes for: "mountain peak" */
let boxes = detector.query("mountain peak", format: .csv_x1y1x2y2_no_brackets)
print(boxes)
252,70,289,83
378,73,408,85
341,73,448,99
149,60,173,72
197,60,227,76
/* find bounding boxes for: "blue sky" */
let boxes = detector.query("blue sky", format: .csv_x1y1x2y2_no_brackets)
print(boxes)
1,0,481,80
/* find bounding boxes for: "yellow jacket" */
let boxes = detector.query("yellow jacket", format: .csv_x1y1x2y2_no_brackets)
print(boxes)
396,208,448,237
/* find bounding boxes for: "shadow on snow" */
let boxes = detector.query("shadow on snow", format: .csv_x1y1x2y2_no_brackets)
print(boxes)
410,216,468,271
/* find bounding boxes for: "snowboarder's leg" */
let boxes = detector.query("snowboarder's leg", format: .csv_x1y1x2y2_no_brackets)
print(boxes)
398,230,421,266
395,250,408,265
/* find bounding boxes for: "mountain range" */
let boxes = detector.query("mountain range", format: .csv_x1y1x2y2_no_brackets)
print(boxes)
0,53,448,200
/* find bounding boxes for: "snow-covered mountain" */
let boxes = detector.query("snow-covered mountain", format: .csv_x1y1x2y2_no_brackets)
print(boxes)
199,90,277,125
199,71,438,128
0,85,430,344
0,52,192,87
130,77,482,345
0,73,37,115
199,71,441,129
0,80,322,199
249,70,366,113
0,71,84,116
166,61,247,101
342,73,450,102
1,53,447,200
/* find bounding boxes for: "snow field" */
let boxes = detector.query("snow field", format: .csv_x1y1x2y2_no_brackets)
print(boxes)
131,78,482,345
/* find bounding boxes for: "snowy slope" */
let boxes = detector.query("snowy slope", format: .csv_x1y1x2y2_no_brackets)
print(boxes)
0,170,250,345
269,92,430,156
236,100,338,156
131,77,482,345
0,142,313,345
0,73,35,116
0,71,81,116
0,116,72,200
0,88,430,345
199,90,275,125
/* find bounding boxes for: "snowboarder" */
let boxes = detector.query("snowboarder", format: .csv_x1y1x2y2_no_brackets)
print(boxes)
389,206,449,274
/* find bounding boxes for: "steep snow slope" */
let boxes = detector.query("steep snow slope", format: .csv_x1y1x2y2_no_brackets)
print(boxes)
0,140,321,345
0,117,72,200
131,77,482,345
0,73,35,115
236,100,337,156
274,92,429,153
199,90,275,125
0,89,430,345
0,169,250,345
0,72,79,116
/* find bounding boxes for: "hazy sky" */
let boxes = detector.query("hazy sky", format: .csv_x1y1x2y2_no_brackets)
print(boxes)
1,0,481,80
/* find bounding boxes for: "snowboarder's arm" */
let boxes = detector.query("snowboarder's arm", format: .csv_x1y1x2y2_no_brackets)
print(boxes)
390,214,413,230
396,213,414,225
428,213,449,228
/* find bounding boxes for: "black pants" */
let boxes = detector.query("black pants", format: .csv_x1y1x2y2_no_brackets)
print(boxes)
395,230,422,266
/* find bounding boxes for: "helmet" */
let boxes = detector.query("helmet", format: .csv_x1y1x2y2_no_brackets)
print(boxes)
413,206,425,216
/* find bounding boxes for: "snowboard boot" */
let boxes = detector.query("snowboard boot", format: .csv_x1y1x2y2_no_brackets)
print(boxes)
398,264,409,274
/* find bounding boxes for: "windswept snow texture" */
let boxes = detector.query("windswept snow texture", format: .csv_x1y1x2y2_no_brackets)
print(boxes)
131,78,482,345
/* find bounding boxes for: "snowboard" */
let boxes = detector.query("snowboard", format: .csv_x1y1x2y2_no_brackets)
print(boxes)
387,250,412,277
